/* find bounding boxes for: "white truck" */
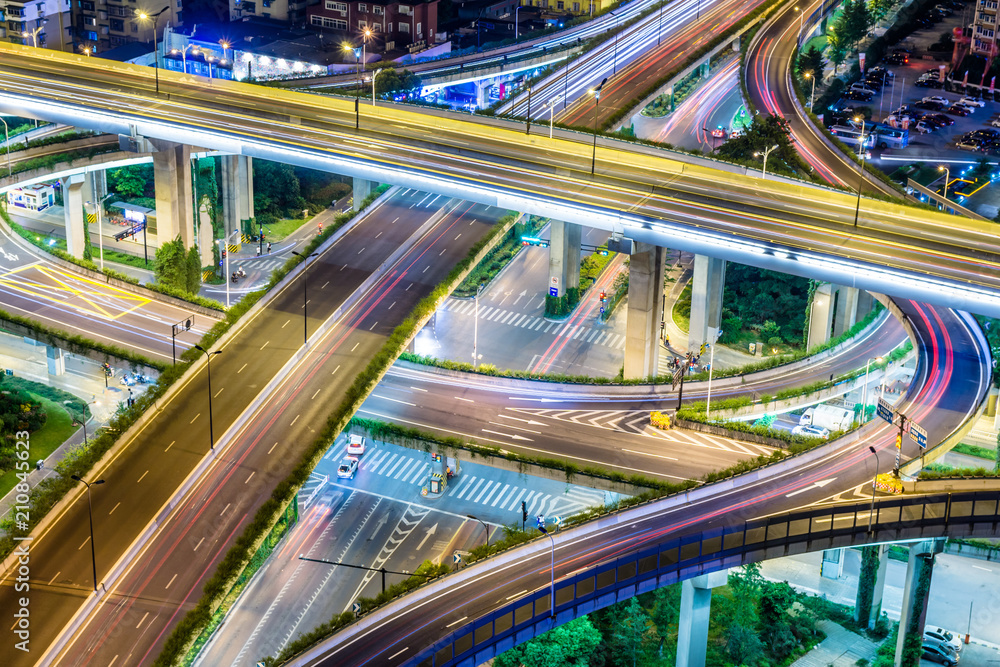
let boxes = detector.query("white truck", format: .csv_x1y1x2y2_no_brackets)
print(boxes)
799,405,854,432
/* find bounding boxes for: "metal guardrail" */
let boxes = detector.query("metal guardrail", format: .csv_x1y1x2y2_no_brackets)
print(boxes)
407,490,1000,667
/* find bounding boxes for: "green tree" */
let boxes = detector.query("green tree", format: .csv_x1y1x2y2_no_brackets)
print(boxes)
826,25,848,72
186,246,202,292
648,584,681,658
607,598,656,667
725,622,764,666
717,114,798,176
797,45,825,81
494,616,603,667
723,265,810,344
843,0,872,48
154,236,189,292
110,166,148,199
375,69,422,97
759,581,798,659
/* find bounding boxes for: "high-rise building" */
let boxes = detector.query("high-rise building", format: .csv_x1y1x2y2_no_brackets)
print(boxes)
1,0,73,51
69,0,181,54
973,0,999,57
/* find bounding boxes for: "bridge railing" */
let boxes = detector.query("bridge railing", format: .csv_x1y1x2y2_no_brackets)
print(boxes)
409,490,1000,667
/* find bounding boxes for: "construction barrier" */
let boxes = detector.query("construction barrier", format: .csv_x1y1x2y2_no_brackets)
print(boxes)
650,411,671,430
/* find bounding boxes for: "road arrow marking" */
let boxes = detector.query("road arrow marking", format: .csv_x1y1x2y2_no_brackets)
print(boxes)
417,523,438,550
785,478,837,498
513,289,526,306
498,414,546,426
482,429,533,441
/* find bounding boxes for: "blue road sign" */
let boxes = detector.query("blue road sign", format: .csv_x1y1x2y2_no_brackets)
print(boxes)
908,421,928,449
876,397,894,424
453,553,462,564
549,287,559,297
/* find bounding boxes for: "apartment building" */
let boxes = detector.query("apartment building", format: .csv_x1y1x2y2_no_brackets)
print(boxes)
973,0,999,56
230,0,309,23
69,0,181,54
306,0,439,51
2,0,72,51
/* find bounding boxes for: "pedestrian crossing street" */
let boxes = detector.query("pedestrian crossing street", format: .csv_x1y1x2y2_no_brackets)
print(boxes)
508,408,775,457
439,297,627,350
247,257,285,272
321,445,607,516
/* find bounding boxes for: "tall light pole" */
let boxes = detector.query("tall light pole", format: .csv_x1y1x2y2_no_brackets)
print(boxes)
467,514,489,548
291,251,319,345
538,524,555,622
136,8,168,94
80,45,93,56
525,84,532,134
71,475,105,592
705,330,721,419
372,68,385,106
794,6,803,42
193,345,222,450
861,356,884,423
867,445,879,533
219,40,231,62
171,44,198,74
804,71,816,109
0,117,10,177
515,5,523,40
853,116,868,228
753,144,779,179
473,283,485,368
938,165,951,203
86,191,113,272
546,96,562,139
590,77,607,176
23,26,44,48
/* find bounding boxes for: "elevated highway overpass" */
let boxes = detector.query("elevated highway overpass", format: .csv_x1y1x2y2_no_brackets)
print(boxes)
1,45,999,317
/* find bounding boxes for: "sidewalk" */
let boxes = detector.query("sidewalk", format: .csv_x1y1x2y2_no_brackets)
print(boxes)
792,620,879,667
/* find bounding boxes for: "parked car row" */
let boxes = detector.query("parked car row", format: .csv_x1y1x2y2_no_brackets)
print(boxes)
922,625,962,666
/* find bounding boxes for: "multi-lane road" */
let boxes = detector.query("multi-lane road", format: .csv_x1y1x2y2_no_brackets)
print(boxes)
0,188,501,666
300,300,990,665
2,46,1000,316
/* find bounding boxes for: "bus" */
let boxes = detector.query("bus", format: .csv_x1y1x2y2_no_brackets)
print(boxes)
829,125,877,150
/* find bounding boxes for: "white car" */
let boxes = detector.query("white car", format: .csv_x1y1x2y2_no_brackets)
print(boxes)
954,102,977,114
913,121,934,134
922,96,951,106
337,456,359,479
347,434,366,456
958,96,986,107
791,425,831,439
925,627,962,653
991,118,1000,127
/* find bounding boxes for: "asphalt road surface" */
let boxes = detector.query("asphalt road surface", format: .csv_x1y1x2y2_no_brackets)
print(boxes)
301,301,991,666
197,438,615,666
0,188,502,667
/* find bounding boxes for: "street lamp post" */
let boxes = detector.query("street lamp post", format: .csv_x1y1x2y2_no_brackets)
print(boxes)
804,71,816,109
753,144,779,179
538,524,555,621
467,514,490,548
136,9,168,94
23,26,44,48
861,356,884,423
372,68,385,106
546,96,561,139
867,445,879,533
171,44,198,74
0,117,11,177
705,330,721,419
291,251,319,345
362,27,372,69
515,5,523,40
473,283,485,368
219,40,231,62
86,191,113,272
590,77,608,176
794,6,803,42
525,84,532,134
171,316,193,365
193,345,222,450
938,165,951,203
71,475,105,592
853,116,868,228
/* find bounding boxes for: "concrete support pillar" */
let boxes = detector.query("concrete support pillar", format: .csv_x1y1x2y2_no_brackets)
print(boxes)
353,178,376,209
624,242,666,380
151,141,194,249
856,290,874,320
806,283,835,348
547,220,582,298
220,154,253,239
833,286,859,337
895,539,945,666
45,345,65,377
687,255,726,356
475,80,491,108
62,173,86,259
676,570,727,667
854,544,889,628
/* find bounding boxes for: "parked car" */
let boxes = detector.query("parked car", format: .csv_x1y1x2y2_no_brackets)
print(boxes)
915,77,944,88
849,82,877,95
843,90,874,102
918,114,947,127
929,113,955,125
915,100,945,111
956,139,984,151
948,105,972,116
924,627,963,653
868,65,894,78
791,425,832,439
958,96,986,107
966,128,998,141
922,96,951,105
934,5,954,15
913,121,934,133
991,118,1000,128
887,52,909,65
922,641,959,667
955,102,978,113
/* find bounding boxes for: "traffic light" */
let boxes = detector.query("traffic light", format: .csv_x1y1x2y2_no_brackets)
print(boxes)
521,500,527,522
521,236,549,248
597,248,609,256
599,291,606,301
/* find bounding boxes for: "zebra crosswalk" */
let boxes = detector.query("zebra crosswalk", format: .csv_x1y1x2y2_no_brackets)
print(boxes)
298,472,329,511
322,445,608,516
438,298,627,350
